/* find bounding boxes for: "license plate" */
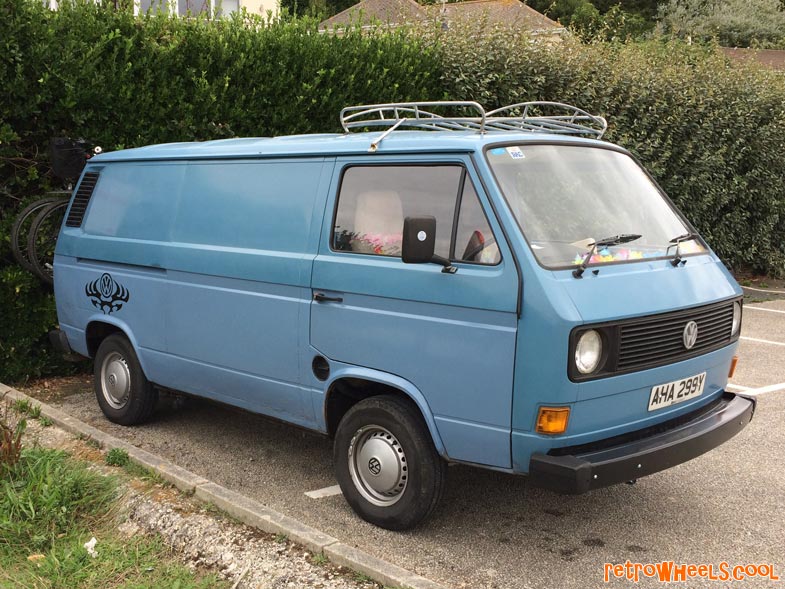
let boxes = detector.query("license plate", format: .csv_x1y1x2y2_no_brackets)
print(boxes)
648,372,706,412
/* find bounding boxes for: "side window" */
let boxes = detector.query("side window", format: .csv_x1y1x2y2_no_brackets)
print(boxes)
333,166,462,258
332,164,501,265
83,163,180,242
454,181,501,265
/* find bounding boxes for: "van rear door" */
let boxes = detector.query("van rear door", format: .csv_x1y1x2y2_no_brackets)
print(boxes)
310,156,519,468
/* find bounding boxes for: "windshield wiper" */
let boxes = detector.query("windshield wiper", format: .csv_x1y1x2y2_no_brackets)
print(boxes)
667,232,699,267
572,233,642,278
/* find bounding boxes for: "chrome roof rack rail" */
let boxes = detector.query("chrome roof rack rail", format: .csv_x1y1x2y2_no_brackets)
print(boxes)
484,102,607,138
340,102,487,152
340,101,607,151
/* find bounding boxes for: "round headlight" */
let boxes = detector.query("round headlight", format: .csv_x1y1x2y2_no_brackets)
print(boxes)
731,301,742,336
575,330,603,374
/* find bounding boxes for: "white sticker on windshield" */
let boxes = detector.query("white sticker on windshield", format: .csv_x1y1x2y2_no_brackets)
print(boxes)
506,146,525,159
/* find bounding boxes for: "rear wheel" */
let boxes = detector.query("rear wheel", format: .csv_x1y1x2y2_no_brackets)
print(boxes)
334,395,446,530
94,334,157,425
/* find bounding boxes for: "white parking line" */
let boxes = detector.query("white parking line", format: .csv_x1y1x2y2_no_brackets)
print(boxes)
742,382,785,397
740,336,785,347
304,484,343,499
745,306,785,315
726,383,750,392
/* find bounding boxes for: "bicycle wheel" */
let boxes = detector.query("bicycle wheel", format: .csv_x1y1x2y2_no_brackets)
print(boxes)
27,199,69,286
10,196,67,274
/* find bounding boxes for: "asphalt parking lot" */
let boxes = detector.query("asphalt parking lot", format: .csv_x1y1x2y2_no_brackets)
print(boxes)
25,292,785,589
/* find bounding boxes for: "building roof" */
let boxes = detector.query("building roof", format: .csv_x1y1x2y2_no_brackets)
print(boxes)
320,0,425,29
435,0,562,32
92,131,605,162
319,0,563,33
721,47,785,71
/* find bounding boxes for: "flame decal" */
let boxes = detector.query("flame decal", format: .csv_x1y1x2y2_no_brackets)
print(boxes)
85,273,130,315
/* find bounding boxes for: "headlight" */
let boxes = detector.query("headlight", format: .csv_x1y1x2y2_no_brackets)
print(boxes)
575,329,603,374
731,301,742,336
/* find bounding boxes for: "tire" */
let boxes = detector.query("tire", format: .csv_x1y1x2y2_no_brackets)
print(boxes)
10,196,66,274
94,334,158,425
334,395,446,530
27,199,69,286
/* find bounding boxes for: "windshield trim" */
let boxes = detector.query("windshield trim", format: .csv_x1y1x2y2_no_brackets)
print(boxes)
482,140,708,272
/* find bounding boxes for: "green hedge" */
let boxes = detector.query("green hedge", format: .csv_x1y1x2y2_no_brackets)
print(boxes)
1,0,784,382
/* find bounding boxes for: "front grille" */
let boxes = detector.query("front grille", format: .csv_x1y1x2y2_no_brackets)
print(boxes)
569,299,740,382
617,301,735,371
65,172,100,227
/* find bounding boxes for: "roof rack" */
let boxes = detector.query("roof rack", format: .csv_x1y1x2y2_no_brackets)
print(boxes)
340,101,607,151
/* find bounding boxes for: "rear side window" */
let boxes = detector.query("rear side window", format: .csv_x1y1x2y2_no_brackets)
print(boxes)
333,165,500,265
82,163,180,242
173,160,322,253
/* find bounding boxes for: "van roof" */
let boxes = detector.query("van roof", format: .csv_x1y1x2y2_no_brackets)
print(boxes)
91,131,609,162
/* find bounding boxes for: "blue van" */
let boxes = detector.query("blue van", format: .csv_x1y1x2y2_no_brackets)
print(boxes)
52,102,754,530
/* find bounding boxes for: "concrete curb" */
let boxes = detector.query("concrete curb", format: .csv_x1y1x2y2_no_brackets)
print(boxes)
1,383,450,589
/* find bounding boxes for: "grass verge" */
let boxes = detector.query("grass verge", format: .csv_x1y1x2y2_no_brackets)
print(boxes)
0,447,226,589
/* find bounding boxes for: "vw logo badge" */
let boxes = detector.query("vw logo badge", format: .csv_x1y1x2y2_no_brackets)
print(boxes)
368,457,382,476
683,321,699,350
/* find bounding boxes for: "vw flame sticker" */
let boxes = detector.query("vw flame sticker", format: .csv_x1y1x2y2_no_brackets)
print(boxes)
85,273,130,315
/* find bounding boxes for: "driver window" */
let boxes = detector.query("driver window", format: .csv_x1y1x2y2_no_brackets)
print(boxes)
454,181,501,265
333,165,461,258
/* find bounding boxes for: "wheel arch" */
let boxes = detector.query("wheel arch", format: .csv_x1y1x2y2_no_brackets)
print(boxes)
84,316,149,374
323,366,447,459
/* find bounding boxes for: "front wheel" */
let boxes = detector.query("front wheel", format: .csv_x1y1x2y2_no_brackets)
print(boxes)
334,395,446,530
94,334,158,425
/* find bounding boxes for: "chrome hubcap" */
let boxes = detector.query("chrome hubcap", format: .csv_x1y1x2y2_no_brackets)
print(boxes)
100,351,130,409
348,425,408,507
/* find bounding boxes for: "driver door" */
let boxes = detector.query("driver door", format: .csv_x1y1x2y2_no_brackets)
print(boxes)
309,155,519,468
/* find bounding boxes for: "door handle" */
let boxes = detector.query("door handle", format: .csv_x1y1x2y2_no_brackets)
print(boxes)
313,292,343,303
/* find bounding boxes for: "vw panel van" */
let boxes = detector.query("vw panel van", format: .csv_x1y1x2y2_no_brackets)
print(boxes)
51,102,754,530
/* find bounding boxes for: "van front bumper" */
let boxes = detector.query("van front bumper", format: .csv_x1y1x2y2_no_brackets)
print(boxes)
528,392,755,494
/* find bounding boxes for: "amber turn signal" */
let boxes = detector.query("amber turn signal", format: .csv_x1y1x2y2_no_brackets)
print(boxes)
728,355,739,379
536,407,570,435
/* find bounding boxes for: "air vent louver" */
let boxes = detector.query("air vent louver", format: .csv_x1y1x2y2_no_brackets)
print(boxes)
65,172,100,227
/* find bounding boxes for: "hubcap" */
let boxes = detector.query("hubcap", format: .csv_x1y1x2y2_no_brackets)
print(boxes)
348,425,408,507
100,351,130,409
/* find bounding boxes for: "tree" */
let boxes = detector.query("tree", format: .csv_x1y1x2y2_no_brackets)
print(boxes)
657,0,785,48
526,0,654,40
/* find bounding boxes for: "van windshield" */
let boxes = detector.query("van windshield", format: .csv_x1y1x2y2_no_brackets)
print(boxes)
486,144,704,269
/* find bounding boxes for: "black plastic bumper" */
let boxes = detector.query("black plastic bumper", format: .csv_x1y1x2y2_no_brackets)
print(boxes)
529,392,755,494
48,329,85,361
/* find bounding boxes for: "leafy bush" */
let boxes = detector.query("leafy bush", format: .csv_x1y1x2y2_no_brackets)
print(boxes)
0,264,88,383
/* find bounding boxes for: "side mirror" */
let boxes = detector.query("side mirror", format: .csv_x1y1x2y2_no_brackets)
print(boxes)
402,216,436,264
401,216,456,273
